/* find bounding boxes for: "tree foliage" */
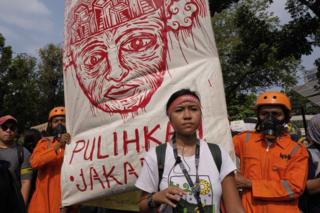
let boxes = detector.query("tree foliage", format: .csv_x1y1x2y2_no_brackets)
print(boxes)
212,0,302,119
284,0,319,63
0,33,13,110
208,0,241,16
0,37,63,130
227,93,257,120
1,54,38,129
283,0,320,84
37,43,64,121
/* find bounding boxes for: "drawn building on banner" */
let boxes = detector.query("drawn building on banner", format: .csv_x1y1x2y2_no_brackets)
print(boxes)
69,0,158,44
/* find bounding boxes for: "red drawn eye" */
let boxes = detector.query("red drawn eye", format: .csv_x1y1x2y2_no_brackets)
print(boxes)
121,35,156,52
83,51,106,68
131,39,144,49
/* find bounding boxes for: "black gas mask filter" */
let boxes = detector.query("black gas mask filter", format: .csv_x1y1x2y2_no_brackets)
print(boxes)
51,124,66,138
259,112,285,140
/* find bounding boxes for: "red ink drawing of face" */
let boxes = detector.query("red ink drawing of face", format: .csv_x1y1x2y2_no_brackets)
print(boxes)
72,11,167,113
66,0,206,114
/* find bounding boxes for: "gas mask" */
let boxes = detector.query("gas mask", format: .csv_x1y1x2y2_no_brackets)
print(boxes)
259,112,285,140
51,124,66,138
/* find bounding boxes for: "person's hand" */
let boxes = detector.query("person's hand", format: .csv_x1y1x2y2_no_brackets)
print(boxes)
152,186,186,208
60,205,79,213
54,133,71,151
235,173,252,189
60,207,67,213
59,133,71,146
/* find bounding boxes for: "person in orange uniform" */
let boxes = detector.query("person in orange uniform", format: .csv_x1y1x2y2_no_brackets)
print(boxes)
233,91,308,213
28,107,70,213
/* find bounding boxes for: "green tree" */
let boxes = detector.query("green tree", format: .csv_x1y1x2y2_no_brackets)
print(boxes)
284,0,320,83
1,54,39,129
209,0,241,16
281,1,319,57
212,0,301,119
37,43,64,122
227,93,257,119
0,38,64,128
0,33,13,110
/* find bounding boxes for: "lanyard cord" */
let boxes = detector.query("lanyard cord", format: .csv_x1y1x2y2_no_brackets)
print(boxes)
172,138,204,212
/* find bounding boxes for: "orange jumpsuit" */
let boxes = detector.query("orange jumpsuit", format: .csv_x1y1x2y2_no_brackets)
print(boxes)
233,131,308,213
28,138,64,213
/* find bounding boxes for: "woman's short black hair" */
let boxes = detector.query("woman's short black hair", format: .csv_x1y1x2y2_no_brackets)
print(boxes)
166,88,200,112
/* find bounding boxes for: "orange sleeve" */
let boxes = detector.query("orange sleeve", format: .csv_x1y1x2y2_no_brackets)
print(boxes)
30,139,64,169
252,145,308,200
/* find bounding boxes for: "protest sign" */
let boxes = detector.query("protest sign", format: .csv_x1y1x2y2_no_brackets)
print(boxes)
62,0,233,206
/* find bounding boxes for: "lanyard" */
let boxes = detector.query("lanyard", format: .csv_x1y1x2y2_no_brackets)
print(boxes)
172,138,204,212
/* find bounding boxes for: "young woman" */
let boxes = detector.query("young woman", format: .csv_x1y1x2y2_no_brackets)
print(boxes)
135,89,244,213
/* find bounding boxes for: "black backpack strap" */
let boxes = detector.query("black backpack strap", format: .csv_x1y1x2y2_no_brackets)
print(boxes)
17,144,24,167
15,144,24,188
156,143,167,191
207,143,222,173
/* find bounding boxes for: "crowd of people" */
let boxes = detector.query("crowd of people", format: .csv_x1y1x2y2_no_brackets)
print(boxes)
0,89,320,213
0,107,72,213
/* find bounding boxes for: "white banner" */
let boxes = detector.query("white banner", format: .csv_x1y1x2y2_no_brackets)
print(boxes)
62,0,233,206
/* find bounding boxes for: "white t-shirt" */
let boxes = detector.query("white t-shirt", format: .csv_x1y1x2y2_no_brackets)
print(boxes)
135,140,236,212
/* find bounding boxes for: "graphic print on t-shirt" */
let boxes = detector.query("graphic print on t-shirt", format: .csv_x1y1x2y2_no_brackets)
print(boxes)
169,175,215,212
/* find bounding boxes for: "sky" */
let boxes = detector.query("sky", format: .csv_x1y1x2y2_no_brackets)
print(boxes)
269,1,319,72
0,0,318,74
0,0,64,55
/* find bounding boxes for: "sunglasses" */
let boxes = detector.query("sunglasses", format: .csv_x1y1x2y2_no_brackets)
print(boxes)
1,124,17,131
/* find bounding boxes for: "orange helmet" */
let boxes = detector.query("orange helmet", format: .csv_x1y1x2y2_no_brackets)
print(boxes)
48,106,65,121
256,91,292,111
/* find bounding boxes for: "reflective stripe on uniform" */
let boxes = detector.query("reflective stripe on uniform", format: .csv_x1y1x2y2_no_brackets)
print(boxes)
290,144,301,157
281,180,294,199
245,132,250,143
21,167,32,175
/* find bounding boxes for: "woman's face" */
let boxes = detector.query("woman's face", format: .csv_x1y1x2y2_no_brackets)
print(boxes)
169,101,201,136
